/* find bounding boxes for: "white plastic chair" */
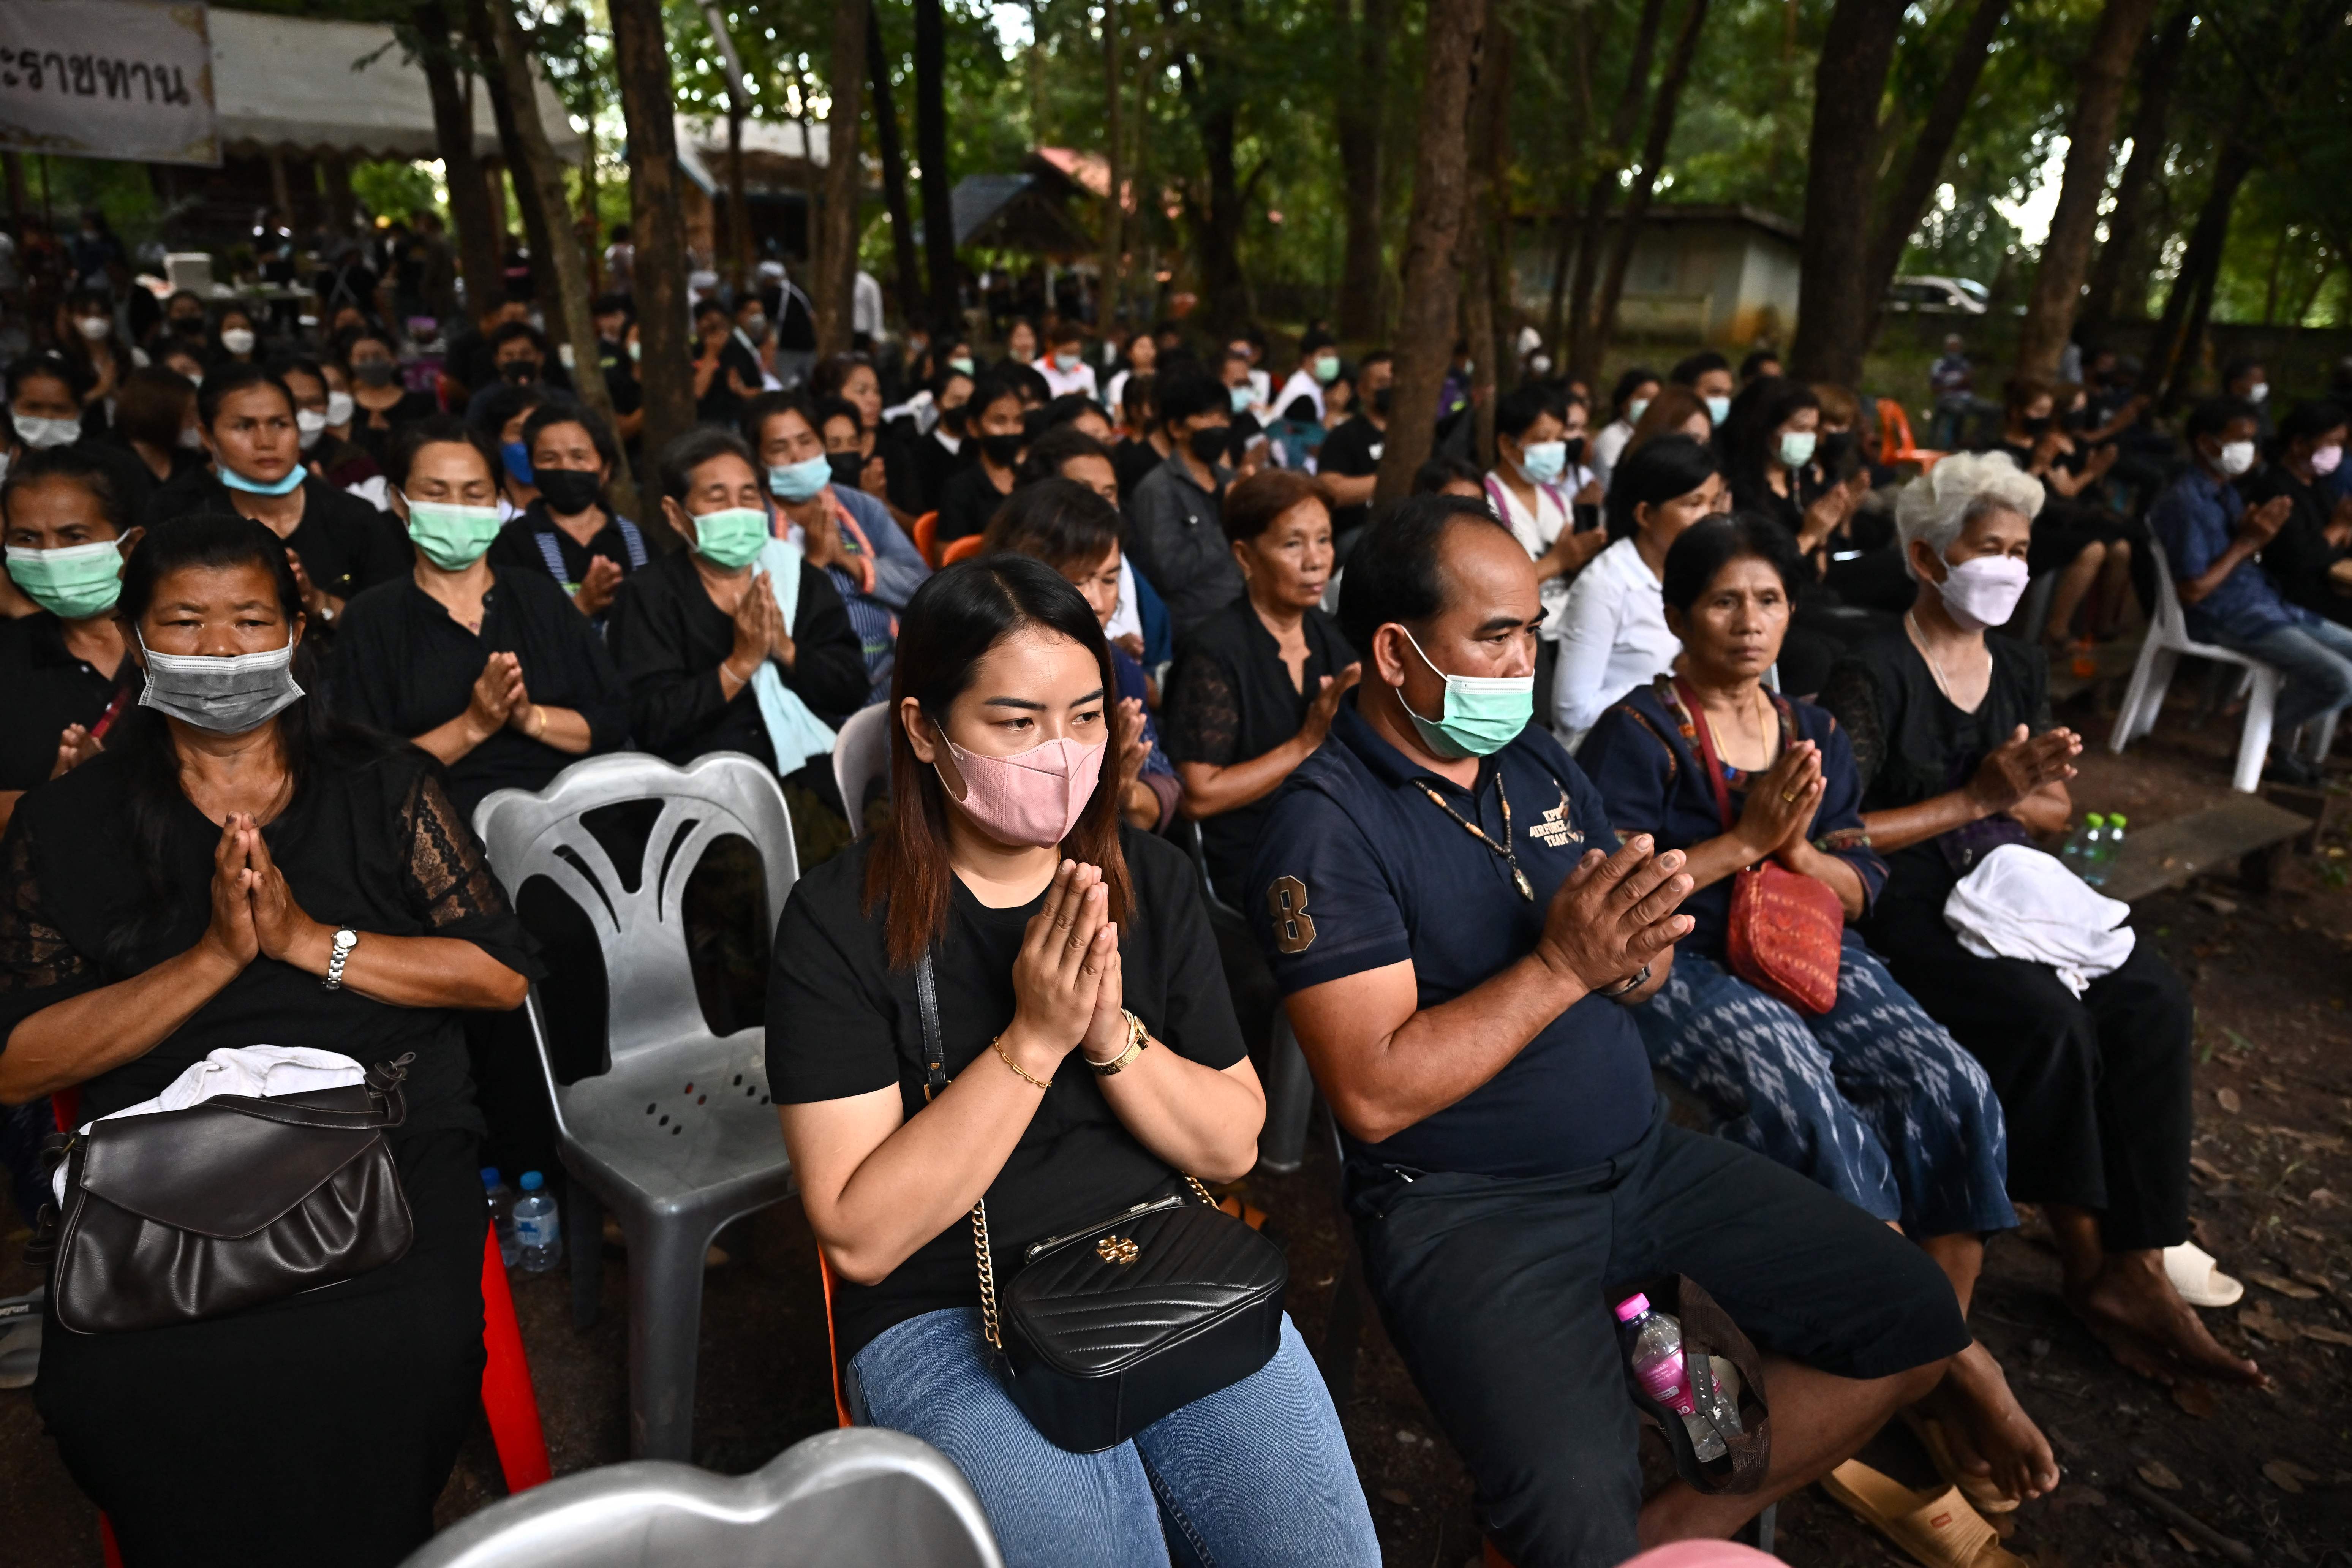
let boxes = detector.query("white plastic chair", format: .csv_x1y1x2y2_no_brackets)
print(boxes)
2108,541,2285,793
475,752,799,1461
398,1427,1004,1568
831,701,895,839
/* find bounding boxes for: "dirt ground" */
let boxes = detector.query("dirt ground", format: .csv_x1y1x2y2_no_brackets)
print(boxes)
5,670,2352,1566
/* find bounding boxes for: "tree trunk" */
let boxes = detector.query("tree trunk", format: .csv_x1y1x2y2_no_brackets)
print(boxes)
2151,137,2255,405
1373,0,1486,502
1100,0,1124,330
913,0,957,333
1334,0,1393,342
319,151,356,239
815,0,867,356
1165,0,1250,336
1565,0,1669,384
468,0,564,353
484,0,637,513
1592,0,1710,361
416,2,504,322
1481,18,1516,406
2012,0,2161,380
1787,0,1904,386
2080,2,2190,335
1544,2,1603,354
1463,17,1509,465
868,6,920,330
609,0,695,464
1859,0,2010,354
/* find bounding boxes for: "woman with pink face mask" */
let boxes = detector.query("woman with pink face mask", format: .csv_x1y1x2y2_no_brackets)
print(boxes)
2242,398,2352,629
767,554,1375,1568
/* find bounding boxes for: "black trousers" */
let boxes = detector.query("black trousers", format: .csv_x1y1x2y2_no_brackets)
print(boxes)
40,1130,487,1568
1350,1106,1966,1568
1866,899,2192,1252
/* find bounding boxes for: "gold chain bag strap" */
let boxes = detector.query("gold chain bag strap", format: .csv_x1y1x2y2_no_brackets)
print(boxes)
916,951,1288,1453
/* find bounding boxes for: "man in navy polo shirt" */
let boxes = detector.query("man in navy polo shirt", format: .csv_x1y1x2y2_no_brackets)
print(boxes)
1251,498,1967,1568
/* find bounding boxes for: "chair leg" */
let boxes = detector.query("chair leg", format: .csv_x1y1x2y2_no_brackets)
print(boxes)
2135,646,2181,743
1257,1017,1315,1175
2110,640,2162,753
1753,1501,1777,1555
477,1227,553,1492
567,1184,602,1330
2235,671,2280,793
621,1211,715,1461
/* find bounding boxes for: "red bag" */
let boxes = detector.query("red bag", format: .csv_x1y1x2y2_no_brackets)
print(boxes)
1676,681,1843,1016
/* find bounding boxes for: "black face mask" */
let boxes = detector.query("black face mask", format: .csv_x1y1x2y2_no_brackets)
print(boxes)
939,404,969,436
534,467,602,515
2020,414,2052,437
354,360,397,387
1818,430,1856,468
980,431,1025,468
1372,387,1393,416
1563,436,1587,465
1187,426,1230,465
827,451,865,488
499,360,538,385
170,315,205,337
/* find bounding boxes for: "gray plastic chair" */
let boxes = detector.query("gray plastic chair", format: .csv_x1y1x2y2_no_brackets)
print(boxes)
830,701,894,840
398,1427,1004,1568
475,752,800,1461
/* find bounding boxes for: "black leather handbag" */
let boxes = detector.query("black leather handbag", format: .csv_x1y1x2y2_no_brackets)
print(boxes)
50,1056,416,1335
917,954,1288,1453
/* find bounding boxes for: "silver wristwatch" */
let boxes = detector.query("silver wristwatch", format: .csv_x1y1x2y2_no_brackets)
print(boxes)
322,928,359,991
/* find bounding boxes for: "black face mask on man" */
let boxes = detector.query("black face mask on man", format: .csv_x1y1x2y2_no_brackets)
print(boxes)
1187,426,1231,465
534,467,603,515
499,360,539,385
826,452,865,489
980,432,1025,468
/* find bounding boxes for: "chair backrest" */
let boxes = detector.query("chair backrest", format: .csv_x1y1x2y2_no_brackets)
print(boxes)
474,752,798,1070
2145,538,2190,644
941,534,983,565
912,510,940,567
831,702,894,841
1876,398,1914,461
397,1428,1004,1568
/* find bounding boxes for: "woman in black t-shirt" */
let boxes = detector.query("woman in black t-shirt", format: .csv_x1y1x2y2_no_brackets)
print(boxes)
767,555,1374,1568
2245,399,2352,627
0,512,537,1564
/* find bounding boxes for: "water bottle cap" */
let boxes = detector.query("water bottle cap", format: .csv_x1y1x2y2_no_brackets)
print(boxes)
520,1170,544,1192
1613,1293,1650,1322
481,1166,501,1187
2084,813,2104,827
2109,814,2127,827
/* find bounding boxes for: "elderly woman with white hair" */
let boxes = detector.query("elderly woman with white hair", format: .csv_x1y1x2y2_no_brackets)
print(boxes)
1818,454,2260,1399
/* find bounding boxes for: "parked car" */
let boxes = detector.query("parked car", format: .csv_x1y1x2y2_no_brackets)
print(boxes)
1886,275,1991,315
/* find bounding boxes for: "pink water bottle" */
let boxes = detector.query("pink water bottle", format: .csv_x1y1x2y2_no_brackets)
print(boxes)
1615,1293,1696,1416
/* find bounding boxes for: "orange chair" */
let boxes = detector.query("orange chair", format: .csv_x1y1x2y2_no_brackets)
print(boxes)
1875,397,1946,472
912,511,941,567
48,1081,553,1557
940,534,984,566
818,1253,856,1429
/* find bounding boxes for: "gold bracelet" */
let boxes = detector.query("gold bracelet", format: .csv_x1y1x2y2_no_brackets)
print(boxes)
526,704,546,740
991,1034,1053,1091
1086,1010,1152,1076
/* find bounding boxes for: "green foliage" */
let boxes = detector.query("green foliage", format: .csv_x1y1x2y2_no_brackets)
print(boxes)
350,159,445,224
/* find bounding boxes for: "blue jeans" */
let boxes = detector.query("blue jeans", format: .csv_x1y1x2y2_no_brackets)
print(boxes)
850,1309,1378,1568
1633,932,2016,1237
2222,614,2352,742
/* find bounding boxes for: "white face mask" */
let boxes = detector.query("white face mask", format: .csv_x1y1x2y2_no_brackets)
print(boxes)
326,390,354,428
220,327,256,356
1777,431,1817,469
2216,439,2256,478
296,409,328,450
76,315,111,341
2246,382,2270,405
16,415,80,450
137,632,305,733
1928,551,2030,634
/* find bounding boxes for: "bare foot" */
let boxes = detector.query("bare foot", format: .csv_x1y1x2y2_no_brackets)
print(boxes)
2066,1250,2267,1389
1925,1340,2060,1503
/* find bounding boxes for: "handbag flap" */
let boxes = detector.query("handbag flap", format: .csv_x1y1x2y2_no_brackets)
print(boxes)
1006,1204,1288,1378
76,1086,384,1239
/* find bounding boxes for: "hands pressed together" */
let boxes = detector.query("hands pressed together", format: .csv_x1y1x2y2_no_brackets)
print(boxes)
199,811,337,977
1001,860,1131,1084
1734,738,1829,862
574,555,625,617
463,651,547,742
1966,723,2080,816
726,573,794,681
1533,833,1693,1000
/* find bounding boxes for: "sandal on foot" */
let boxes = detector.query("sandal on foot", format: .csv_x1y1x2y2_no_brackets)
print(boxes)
1902,1409,2020,1514
2163,1241,2243,1309
1822,1459,2025,1568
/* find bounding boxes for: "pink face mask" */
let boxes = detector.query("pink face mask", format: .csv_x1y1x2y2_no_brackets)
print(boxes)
940,734,1106,847
2313,444,2344,477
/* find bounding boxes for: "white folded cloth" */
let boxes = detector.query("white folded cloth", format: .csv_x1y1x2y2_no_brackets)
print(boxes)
1942,843,2135,998
52,1045,365,1204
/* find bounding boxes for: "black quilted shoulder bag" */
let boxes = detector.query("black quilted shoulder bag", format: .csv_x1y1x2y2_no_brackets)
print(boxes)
917,952,1288,1454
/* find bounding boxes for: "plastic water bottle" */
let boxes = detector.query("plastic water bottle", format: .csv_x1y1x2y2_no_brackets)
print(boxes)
2096,815,2128,887
512,1171,563,1274
2059,819,2091,875
1615,1294,1732,1461
2074,814,2106,884
482,1167,519,1269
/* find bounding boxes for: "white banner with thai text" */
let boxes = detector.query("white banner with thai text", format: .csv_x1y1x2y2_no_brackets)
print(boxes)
0,0,217,166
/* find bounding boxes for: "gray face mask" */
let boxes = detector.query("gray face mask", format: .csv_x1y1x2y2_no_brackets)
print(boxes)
137,633,305,733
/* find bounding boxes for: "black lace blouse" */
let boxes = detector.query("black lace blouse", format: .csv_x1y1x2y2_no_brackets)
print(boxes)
0,739,539,1131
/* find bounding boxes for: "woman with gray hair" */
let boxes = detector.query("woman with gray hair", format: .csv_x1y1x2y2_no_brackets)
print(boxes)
1819,453,2259,1402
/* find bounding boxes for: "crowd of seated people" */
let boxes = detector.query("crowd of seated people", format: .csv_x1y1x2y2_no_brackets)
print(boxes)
0,273,2336,1568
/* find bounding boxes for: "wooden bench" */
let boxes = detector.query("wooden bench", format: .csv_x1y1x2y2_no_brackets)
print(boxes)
2100,796,2315,903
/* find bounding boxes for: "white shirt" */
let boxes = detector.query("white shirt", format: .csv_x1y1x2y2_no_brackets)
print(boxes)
1551,536,1681,750
1269,368,1325,424
1035,356,1100,400
853,271,884,340
1590,419,1636,492
1105,555,1144,646
1485,472,1577,637
1105,367,1134,415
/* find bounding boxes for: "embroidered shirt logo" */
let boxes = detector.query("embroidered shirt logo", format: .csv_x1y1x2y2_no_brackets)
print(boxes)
1268,875,1317,954
1527,787,1584,850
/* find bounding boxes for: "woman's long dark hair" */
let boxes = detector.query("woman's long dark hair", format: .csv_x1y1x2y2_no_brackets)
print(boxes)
1725,379,1820,512
1604,434,1719,542
865,555,1131,969
106,511,382,967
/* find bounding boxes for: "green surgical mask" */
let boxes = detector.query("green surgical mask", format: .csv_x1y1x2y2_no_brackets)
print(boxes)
402,496,505,570
692,507,771,569
1399,626,1533,760
6,539,125,619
